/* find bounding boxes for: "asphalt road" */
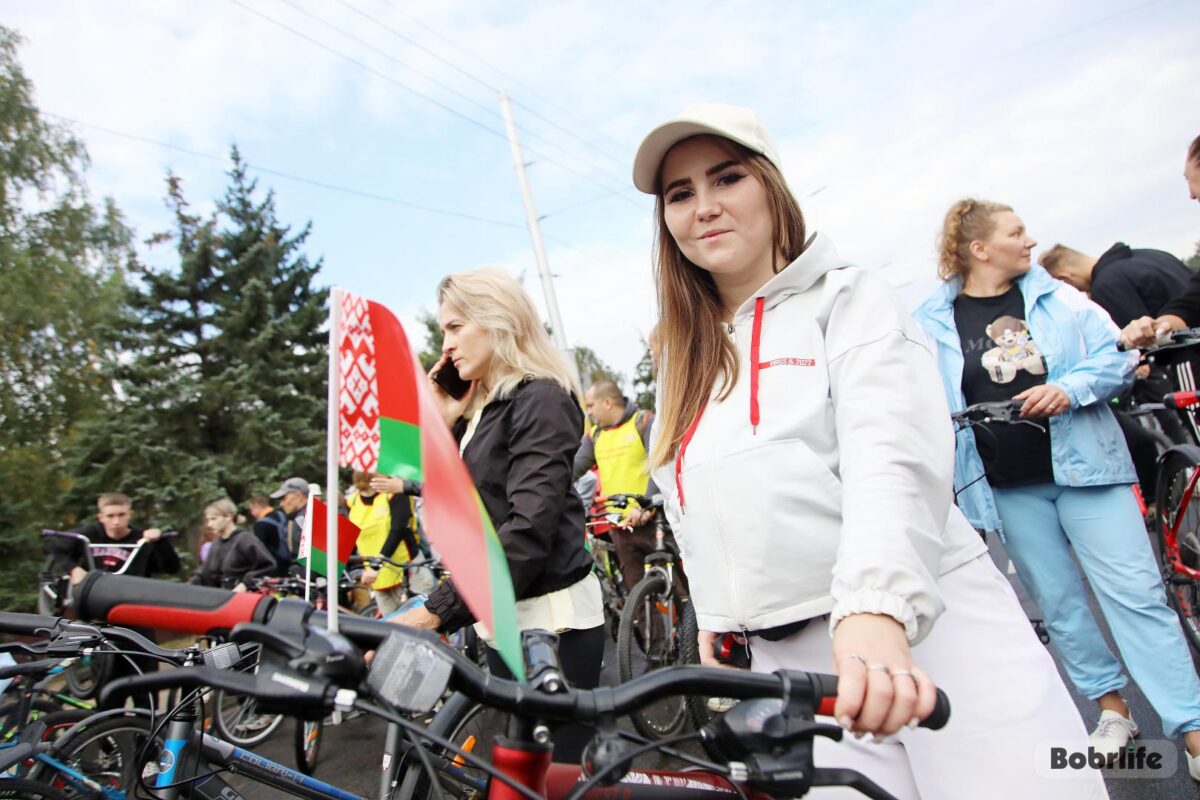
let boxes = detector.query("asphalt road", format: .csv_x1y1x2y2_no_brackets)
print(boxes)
225,533,1200,799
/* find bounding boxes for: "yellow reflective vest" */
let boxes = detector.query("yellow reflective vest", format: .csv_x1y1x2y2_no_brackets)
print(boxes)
594,411,652,503
348,491,413,591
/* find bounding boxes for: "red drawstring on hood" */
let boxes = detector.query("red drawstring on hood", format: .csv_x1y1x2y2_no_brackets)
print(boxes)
750,296,764,433
675,296,766,513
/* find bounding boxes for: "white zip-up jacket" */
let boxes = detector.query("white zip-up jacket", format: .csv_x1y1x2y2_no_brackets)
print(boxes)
651,234,987,644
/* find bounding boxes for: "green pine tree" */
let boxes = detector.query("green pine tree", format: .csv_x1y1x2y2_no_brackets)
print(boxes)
67,150,328,542
0,26,134,609
417,308,443,372
632,336,656,411
574,345,625,390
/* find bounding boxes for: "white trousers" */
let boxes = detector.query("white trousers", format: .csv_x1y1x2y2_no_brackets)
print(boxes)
749,554,1108,799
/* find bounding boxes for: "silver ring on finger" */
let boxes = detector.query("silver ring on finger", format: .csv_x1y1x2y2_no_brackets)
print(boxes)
840,654,867,668
867,663,890,675
891,669,918,686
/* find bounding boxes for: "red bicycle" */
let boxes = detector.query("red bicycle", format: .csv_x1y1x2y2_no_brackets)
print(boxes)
1154,389,1200,653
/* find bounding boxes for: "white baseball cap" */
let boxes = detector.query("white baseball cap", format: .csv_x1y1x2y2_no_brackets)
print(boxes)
632,103,782,194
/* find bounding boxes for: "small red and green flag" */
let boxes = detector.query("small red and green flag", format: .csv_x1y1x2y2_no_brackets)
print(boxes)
338,292,522,678
297,496,361,579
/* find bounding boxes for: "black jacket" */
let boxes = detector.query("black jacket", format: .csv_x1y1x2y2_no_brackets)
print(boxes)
426,378,593,632
1160,258,1200,328
1088,243,1192,328
190,528,277,590
62,522,181,578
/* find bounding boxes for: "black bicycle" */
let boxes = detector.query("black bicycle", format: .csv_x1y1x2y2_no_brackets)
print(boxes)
45,571,951,800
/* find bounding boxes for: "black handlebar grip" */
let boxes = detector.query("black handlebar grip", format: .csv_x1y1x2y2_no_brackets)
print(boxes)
0,612,62,636
75,572,274,637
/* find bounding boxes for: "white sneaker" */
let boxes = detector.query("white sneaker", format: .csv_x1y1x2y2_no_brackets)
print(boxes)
1187,749,1200,782
1088,710,1139,756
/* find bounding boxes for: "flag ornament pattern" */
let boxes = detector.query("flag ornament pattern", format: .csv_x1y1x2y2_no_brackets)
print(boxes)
335,291,523,678
298,496,361,579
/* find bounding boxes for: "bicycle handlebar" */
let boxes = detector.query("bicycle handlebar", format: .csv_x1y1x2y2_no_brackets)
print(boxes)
75,572,950,732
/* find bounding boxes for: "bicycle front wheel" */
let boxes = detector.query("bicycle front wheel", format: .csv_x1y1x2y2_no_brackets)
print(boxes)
212,688,285,746
293,717,323,775
394,692,503,800
29,714,159,795
1156,447,1200,654
617,572,687,739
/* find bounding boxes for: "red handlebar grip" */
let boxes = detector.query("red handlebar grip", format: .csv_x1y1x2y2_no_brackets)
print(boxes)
74,572,273,637
1166,391,1200,410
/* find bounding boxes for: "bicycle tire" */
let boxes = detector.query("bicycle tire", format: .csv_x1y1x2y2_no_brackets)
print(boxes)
1155,447,1200,654
617,573,687,739
28,714,158,795
394,692,505,800
292,717,323,775
211,688,284,746
0,778,74,800
63,650,111,702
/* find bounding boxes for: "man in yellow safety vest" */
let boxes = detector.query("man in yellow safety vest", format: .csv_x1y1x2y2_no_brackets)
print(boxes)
575,379,661,591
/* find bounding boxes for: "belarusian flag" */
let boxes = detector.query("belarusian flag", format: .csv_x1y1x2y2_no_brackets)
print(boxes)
297,496,361,579
338,292,522,678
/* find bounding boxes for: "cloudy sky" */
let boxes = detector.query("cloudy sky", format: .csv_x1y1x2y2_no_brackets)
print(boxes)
7,0,1198,385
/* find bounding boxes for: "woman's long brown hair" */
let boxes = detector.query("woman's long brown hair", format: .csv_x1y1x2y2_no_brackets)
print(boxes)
649,136,806,468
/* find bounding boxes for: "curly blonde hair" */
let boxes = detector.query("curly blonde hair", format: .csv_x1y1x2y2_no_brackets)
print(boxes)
936,198,1013,281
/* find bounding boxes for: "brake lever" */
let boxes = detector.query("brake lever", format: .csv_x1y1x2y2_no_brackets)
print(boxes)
810,768,900,800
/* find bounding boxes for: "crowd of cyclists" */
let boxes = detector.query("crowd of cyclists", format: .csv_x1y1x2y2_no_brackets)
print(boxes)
5,109,1200,799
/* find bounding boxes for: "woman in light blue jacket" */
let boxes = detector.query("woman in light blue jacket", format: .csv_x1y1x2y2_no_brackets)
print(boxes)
915,198,1200,778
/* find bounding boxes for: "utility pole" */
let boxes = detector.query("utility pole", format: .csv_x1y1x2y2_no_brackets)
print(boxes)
498,91,581,389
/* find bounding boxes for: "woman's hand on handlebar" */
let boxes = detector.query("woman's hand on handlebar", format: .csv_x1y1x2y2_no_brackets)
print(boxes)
831,613,936,738
1014,384,1070,418
361,567,379,587
427,354,478,427
389,604,441,631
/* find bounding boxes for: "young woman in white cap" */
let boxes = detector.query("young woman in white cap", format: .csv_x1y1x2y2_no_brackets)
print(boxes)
634,104,1107,799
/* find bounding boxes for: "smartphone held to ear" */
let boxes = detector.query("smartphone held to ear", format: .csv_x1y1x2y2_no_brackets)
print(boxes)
433,360,472,400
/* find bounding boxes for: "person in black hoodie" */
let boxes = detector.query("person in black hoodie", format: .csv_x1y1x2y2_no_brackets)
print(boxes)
389,266,602,763
1121,133,1200,348
190,498,276,591
1040,241,1194,477
1039,242,1191,329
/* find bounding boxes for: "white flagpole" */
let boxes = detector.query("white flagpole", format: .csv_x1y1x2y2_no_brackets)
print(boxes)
326,287,344,634
302,492,314,603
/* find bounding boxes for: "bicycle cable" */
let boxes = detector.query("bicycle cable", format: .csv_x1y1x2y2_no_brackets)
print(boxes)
614,729,748,800
565,730,708,800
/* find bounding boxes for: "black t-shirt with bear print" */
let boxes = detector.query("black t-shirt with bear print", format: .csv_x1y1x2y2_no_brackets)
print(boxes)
953,285,1053,487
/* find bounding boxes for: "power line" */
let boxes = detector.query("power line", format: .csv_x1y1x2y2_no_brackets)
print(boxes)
224,0,640,205
279,0,633,185
360,0,632,162
40,110,527,230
